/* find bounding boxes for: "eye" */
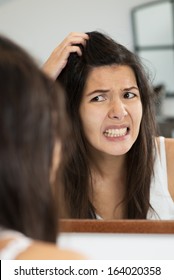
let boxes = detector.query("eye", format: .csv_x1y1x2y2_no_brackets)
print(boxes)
90,95,106,102
124,92,136,99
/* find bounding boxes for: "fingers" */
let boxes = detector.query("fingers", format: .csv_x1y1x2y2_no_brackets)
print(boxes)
62,45,83,57
63,32,89,44
42,32,89,80
58,32,89,52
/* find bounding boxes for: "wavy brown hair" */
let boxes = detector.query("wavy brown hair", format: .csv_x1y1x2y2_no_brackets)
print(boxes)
0,35,69,241
58,31,158,219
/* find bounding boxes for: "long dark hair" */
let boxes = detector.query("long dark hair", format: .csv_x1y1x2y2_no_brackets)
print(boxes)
58,31,157,219
0,35,68,241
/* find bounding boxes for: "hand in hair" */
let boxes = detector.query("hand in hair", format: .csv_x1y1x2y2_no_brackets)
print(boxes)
42,32,89,80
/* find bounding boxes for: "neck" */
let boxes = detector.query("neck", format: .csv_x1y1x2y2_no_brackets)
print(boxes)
89,149,127,219
89,148,127,179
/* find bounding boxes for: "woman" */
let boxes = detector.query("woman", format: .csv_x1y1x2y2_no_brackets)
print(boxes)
43,31,174,220
0,35,84,259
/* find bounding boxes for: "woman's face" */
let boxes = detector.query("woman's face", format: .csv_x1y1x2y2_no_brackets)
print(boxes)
79,65,142,157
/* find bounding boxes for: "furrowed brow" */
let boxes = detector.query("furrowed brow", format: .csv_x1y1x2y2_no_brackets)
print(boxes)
86,89,109,96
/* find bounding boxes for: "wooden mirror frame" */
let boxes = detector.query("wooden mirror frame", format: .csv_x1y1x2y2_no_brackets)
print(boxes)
60,219,174,234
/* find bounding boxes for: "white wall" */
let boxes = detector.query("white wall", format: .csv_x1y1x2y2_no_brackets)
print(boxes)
0,0,158,64
1,0,173,117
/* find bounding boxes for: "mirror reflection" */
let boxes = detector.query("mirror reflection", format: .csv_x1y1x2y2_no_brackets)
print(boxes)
0,1,174,225
43,30,174,221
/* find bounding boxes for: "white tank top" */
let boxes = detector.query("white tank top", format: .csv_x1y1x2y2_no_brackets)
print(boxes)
147,136,174,219
96,137,174,220
0,228,32,259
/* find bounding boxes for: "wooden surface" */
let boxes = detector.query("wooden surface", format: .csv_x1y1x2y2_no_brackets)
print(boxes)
60,219,174,234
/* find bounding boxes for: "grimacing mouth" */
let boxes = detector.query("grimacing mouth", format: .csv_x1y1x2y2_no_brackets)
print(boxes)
104,127,129,137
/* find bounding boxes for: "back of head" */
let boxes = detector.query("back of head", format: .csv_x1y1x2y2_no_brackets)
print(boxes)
0,35,67,241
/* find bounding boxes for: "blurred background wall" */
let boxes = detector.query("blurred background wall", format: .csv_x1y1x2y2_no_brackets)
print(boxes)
0,0,158,64
1,0,174,136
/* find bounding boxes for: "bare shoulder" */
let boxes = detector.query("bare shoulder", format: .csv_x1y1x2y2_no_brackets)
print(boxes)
16,241,86,260
163,137,174,200
164,137,174,168
155,137,174,200
155,136,174,157
164,137,174,152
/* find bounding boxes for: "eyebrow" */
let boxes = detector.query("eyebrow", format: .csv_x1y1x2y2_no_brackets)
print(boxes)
86,86,139,96
86,89,110,97
122,86,139,91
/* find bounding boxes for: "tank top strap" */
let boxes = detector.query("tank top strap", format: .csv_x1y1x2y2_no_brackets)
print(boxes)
159,136,167,168
158,136,168,187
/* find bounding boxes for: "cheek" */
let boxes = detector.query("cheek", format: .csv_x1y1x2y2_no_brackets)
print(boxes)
134,104,143,127
80,110,104,146
81,114,96,135
80,105,95,130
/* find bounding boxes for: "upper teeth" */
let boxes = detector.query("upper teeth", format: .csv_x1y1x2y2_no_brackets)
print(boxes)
104,128,127,137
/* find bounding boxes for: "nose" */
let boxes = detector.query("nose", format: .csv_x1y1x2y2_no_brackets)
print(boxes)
108,99,128,120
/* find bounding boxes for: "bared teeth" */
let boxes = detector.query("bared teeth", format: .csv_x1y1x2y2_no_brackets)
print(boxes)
104,128,127,137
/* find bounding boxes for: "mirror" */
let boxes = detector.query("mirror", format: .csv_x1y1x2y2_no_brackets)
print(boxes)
58,220,174,259
131,0,174,96
0,0,173,224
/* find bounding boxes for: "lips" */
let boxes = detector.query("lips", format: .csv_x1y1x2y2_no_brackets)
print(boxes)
103,125,129,138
